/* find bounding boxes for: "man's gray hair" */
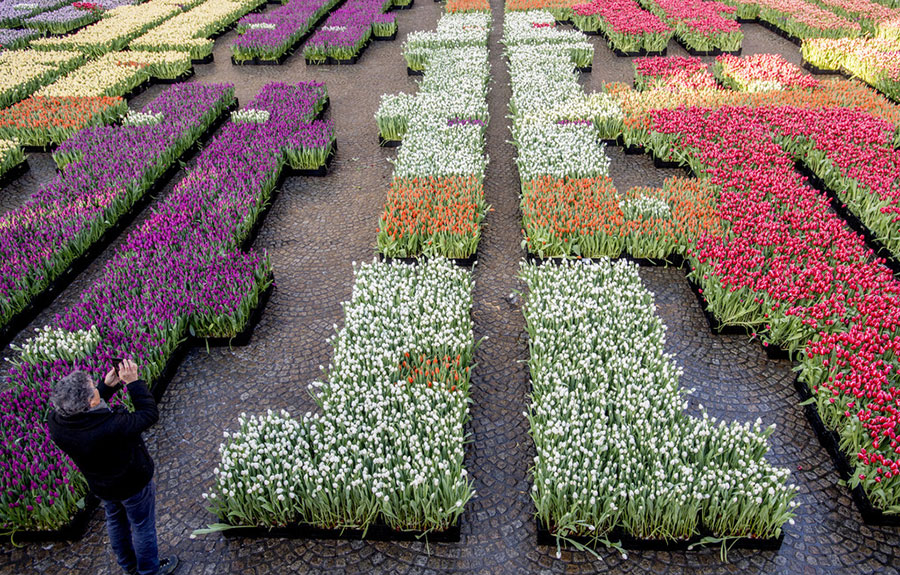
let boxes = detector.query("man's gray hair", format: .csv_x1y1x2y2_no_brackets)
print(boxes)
50,370,95,416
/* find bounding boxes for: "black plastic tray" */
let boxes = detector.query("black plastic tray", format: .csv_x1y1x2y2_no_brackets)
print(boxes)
683,274,752,336
378,252,477,268
220,518,460,543
285,141,336,177
378,134,401,147
11,494,100,543
536,520,784,551
407,66,425,76
525,254,684,268
372,31,397,41
0,158,29,189
680,45,741,57
609,44,667,58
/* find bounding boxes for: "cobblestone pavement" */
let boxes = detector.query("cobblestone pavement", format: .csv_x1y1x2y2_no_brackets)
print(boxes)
1,2,898,573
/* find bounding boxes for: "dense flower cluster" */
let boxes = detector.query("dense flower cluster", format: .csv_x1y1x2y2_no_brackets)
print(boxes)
13,325,100,366
522,176,721,258
0,94,126,147
23,4,101,34
633,55,720,91
647,102,900,514
801,36,900,100
377,10,490,259
0,83,234,333
130,0,267,60
302,0,392,62
205,259,474,533
572,0,672,52
523,260,796,545
713,53,820,91
753,0,862,39
0,0,68,27
232,0,338,62
402,10,490,70
642,0,743,52
31,0,186,56
0,48,84,108
506,10,619,198
0,81,332,535
0,27,39,50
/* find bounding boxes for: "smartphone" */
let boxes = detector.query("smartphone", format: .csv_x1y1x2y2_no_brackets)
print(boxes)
112,357,124,376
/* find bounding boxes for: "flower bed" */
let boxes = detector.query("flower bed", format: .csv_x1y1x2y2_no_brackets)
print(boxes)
0,0,69,26
0,95,126,147
505,10,620,184
0,83,234,340
0,137,24,178
639,0,743,53
24,4,102,34
713,53,820,91
522,259,796,550
375,10,489,260
0,50,195,146
633,55,720,90
0,27,40,50
646,104,900,517
301,0,391,63
571,0,673,53
231,0,340,63
402,10,490,70
446,0,490,11
522,176,721,259
30,0,188,56
0,49,84,108
0,81,332,537
131,0,268,61
753,0,862,40
801,37,900,101
202,258,474,537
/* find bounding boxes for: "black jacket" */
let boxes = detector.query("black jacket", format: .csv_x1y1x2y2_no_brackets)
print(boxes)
48,379,159,501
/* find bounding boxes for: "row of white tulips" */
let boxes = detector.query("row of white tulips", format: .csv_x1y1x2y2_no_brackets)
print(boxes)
522,260,798,550
0,49,84,108
204,259,475,533
504,10,618,187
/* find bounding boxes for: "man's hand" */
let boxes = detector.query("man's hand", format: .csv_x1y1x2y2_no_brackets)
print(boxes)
118,359,139,384
103,367,121,388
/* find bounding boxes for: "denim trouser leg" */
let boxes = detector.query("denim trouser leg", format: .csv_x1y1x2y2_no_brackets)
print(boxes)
102,480,160,575
103,499,137,573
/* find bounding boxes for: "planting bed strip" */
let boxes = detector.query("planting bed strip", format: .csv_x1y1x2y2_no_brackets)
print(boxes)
11,494,100,543
536,520,784,551
0,98,239,351
221,518,460,542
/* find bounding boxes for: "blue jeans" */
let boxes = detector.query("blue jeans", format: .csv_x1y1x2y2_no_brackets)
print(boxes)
101,480,160,575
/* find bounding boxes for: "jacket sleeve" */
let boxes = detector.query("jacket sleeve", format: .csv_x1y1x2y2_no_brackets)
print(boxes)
99,381,123,402
111,380,159,436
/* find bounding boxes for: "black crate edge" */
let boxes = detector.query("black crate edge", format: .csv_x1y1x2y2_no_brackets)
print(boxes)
372,31,398,41
524,254,685,268
285,141,337,177
377,252,477,268
407,66,425,76
609,44,668,58
683,275,752,336
680,46,742,57
220,518,460,543
378,134,402,147
0,158,29,189
536,520,783,551
10,495,99,543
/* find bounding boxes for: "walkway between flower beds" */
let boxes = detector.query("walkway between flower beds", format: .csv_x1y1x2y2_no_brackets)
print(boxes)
0,4,897,575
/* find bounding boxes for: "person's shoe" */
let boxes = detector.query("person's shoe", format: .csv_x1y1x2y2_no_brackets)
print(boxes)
156,555,179,575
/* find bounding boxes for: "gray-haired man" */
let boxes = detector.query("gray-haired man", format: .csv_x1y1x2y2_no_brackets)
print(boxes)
48,360,179,575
